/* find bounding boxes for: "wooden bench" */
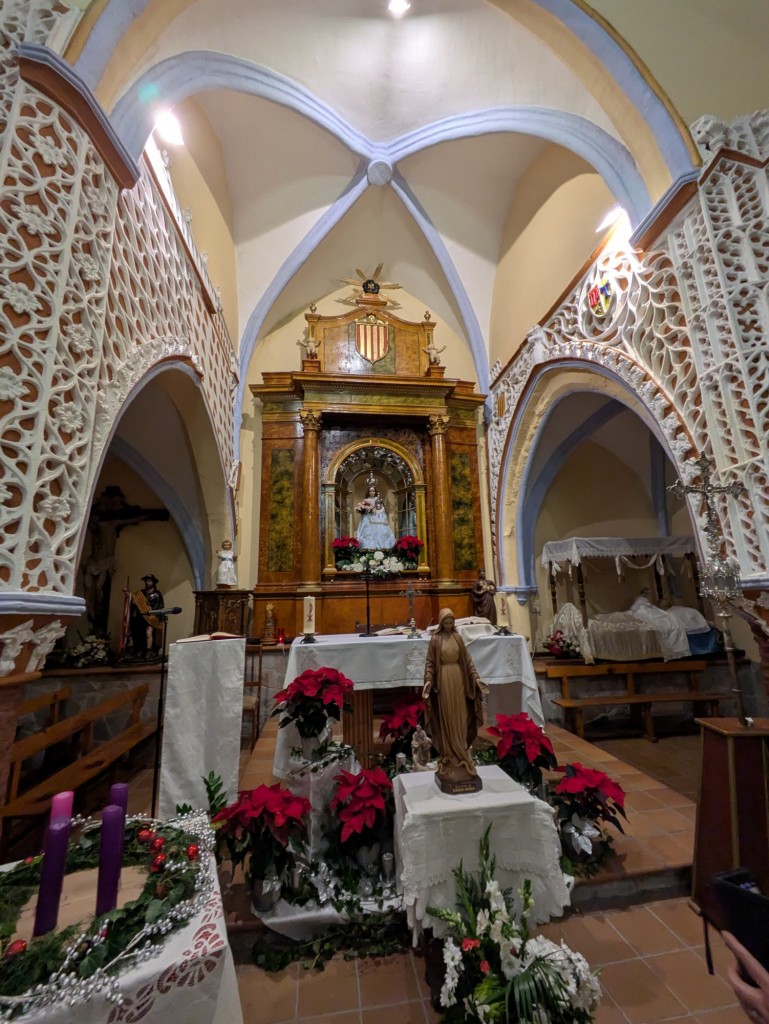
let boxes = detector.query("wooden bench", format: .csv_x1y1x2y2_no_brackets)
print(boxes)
16,686,72,728
2,684,157,845
546,659,721,741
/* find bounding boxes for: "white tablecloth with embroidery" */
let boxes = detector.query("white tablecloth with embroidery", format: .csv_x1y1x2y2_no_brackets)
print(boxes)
16,890,243,1024
273,633,542,779
393,766,569,938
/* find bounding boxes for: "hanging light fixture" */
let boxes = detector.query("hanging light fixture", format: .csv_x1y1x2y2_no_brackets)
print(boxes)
388,0,411,16
154,110,184,146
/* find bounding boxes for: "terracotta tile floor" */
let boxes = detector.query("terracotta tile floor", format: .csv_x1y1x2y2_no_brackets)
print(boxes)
230,717,740,1022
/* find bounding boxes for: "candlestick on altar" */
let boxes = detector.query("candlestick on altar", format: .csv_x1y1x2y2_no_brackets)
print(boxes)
301,594,317,644
50,790,74,823
33,817,71,936
96,804,125,917
398,581,421,639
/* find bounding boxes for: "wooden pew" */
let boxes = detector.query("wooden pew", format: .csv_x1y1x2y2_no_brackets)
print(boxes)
2,684,157,845
546,659,723,741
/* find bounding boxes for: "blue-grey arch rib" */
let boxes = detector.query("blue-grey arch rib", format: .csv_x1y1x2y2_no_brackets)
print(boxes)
517,398,625,591
389,172,489,389
77,0,695,183
234,164,371,458
498,361,683,589
110,434,205,589
110,52,374,161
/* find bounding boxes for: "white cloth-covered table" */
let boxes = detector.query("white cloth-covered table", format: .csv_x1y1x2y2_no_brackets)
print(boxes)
394,766,569,938
15,890,242,1024
273,634,542,779
159,637,245,819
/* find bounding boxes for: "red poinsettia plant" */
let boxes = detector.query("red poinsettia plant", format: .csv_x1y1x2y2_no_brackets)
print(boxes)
394,534,424,566
213,783,311,879
272,667,354,738
332,536,361,568
330,766,393,846
551,762,627,834
378,696,424,742
486,712,558,791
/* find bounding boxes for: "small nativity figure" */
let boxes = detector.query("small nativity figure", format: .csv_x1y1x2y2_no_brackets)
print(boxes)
422,608,489,793
411,724,434,771
215,539,238,588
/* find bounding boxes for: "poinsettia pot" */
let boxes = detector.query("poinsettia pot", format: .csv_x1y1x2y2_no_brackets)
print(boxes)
251,875,282,913
300,722,332,760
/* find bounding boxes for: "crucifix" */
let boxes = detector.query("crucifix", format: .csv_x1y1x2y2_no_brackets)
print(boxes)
668,453,750,726
399,580,422,639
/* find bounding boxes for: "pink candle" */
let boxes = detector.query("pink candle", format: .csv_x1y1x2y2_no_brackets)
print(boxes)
96,805,125,917
50,791,73,823
33,817,71,936
109,783,129,815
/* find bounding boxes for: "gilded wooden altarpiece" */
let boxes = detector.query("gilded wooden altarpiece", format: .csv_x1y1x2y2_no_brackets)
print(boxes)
250,292,486,636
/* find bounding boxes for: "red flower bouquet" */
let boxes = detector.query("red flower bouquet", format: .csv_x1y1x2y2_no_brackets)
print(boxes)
332,536,361,568
330,766,393,845
272,666,354,738
213,783,311,879
378,696,424,743
486,712,557,791
394,534,424,567
552,762,627,834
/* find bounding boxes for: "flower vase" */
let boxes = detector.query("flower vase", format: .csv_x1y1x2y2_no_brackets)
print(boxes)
251,875,282,914
300,723,331,761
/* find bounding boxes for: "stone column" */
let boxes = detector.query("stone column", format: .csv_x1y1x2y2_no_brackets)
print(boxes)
299,409,323,588
428,413,453,585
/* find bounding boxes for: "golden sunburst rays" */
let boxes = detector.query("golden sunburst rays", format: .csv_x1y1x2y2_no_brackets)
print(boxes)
338,263,402,309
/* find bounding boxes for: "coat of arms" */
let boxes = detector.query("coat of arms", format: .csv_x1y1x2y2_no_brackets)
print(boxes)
586,274,613,318
355,315,389,363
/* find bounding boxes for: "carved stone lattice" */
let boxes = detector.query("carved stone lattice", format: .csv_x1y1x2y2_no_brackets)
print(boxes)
488,112,769,582
0,1,236,597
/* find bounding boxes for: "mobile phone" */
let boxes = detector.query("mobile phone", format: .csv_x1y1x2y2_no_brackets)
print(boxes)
712,868,769,986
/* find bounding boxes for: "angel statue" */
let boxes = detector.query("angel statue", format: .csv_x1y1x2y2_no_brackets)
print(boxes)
423,339,447,365
297,336,319,359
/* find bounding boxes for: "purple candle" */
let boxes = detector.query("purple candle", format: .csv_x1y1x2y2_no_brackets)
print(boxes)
33,817,71,936
50,790,73,823
109,783,129,816
96,804,125,917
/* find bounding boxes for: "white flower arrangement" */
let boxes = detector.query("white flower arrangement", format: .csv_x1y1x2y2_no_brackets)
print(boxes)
429,828,601,1023
347,552,404,578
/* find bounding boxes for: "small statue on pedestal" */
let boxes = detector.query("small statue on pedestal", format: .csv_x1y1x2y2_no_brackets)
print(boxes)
215,539,237,589
127,573,164,660
411,724,433,771
263,601,277,645
471,569,497,624
297,336,319,359
423,338,446,365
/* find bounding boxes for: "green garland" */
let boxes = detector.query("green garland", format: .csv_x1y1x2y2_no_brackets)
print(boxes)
0,818,205,1014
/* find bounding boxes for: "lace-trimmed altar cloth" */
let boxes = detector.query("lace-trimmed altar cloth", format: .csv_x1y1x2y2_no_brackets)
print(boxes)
272,634,543,779
394,766,569,939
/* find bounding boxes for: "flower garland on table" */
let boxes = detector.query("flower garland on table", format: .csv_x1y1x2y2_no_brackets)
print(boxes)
428,828,601,1024
0,813,214,1022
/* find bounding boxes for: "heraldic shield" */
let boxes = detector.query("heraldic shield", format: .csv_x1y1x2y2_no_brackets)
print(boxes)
355,317,389,363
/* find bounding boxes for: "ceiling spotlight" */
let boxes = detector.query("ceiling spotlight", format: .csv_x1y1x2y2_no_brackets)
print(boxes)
388,0,411,16
154,110,184,147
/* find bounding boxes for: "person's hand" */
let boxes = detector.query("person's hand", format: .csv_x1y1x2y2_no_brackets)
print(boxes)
723,932,769,1022
422,681,432,699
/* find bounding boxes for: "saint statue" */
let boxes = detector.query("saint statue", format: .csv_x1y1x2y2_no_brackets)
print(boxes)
215,539,238,588
422,608,489,793
128,574,164,660
471,569,497,624
411,724,433,771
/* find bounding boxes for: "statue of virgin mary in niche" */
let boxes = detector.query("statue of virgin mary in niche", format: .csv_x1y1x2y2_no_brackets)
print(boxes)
355,475,396,549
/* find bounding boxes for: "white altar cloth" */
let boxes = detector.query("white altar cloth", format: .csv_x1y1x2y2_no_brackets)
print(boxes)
15,890,242,1024
273,634,543,779
159,637,245,819
394,767,569,938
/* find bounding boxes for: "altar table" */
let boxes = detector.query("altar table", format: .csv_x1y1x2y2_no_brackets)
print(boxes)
273,633,542,779
394,766,569,938
14,888,242,1024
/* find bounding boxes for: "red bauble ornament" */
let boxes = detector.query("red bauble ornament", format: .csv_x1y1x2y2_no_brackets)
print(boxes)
149,836,166,853
137,828,155,845
150,853,167,873
4,939,27,959
186,844,200,862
